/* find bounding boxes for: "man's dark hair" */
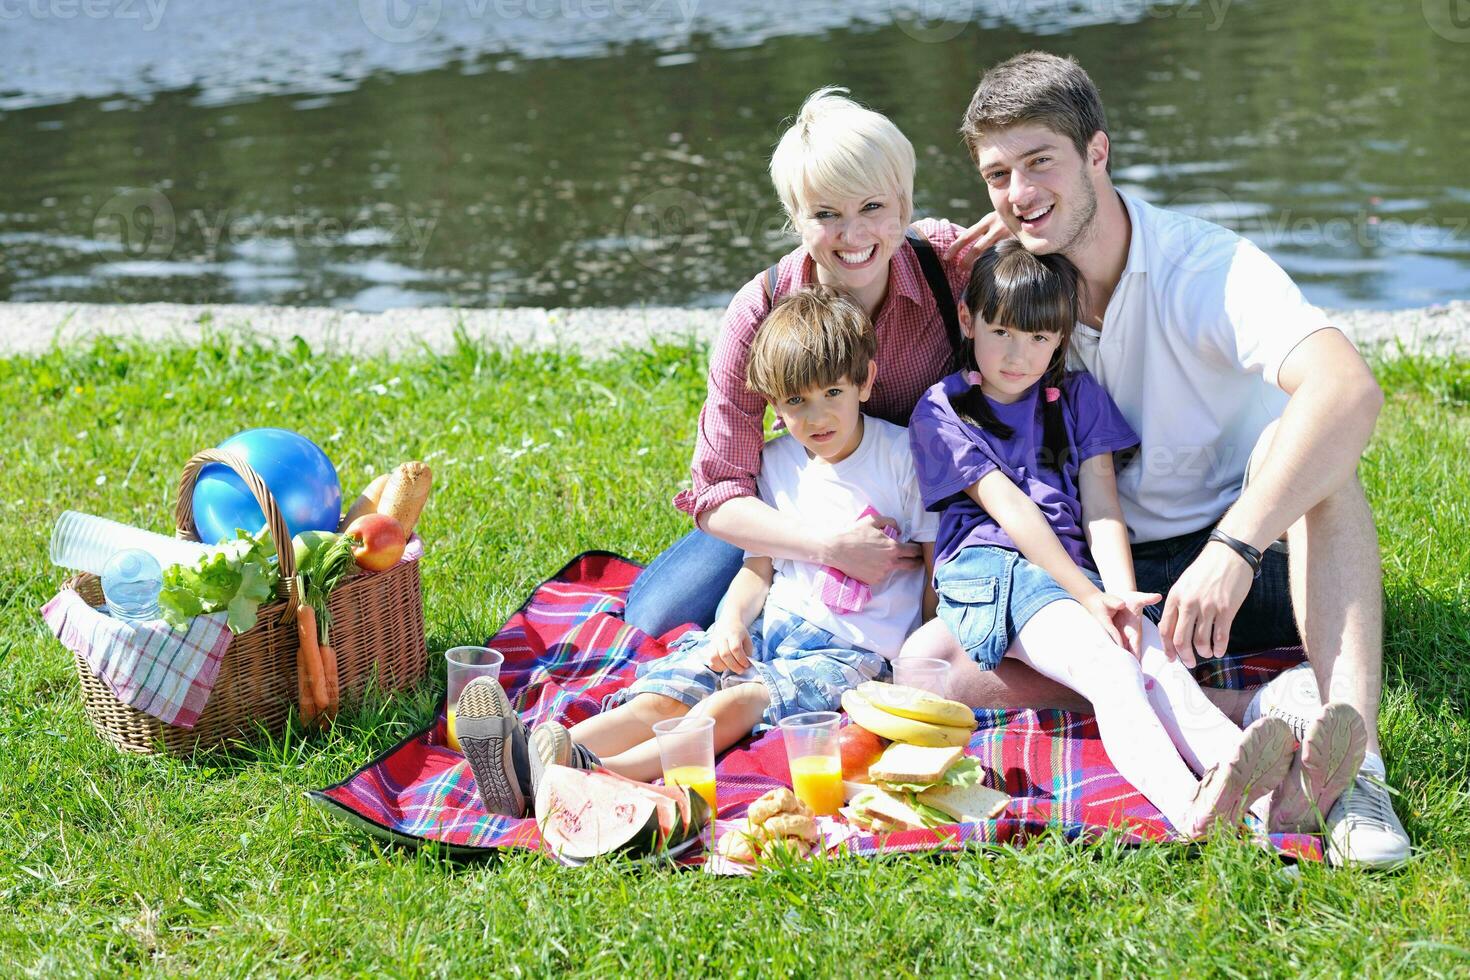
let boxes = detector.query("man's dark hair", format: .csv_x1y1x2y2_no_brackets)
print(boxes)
960,52,1109,171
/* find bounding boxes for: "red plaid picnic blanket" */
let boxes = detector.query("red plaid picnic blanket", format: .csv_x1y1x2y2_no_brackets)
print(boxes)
308,551,1323,863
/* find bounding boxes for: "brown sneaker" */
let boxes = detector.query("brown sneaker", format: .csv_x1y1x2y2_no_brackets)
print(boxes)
528,720,601,795
1180,717,1295,839
1267,702,1368,833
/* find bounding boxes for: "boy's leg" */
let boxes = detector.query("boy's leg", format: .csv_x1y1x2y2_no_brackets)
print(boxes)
567,692,689,759
901,617,1093,713
623,528,745,637
599,684,770,783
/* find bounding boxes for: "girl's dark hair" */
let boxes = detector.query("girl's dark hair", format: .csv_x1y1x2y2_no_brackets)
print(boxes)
949,239,1080,473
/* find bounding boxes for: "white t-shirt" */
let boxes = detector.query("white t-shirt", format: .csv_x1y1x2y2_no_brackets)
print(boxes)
745,416,938,658
1067,191,1337,543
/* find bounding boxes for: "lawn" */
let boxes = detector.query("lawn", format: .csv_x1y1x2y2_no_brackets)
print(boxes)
2,328,1468,976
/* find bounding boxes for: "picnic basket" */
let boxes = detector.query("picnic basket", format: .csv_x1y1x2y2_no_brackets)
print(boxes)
64,448,427,756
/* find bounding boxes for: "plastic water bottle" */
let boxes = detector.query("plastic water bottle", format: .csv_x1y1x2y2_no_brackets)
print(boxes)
101,549,163,623
49,510,215,576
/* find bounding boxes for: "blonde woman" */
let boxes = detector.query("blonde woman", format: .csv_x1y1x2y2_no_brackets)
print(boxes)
624,88,1009,643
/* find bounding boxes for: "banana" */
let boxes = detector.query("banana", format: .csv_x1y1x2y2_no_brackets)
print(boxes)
858,681,976,730
841,689,973,747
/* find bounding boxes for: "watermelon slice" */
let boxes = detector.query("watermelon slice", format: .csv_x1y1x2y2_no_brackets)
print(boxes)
535,766,712,860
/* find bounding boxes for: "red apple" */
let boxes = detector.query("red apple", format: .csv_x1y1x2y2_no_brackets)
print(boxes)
838,723,887,780
345,513,406,571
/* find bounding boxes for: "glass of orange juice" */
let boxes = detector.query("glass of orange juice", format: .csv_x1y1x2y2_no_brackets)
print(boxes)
445,646,505,752
651,715,718,814
778,710,844,816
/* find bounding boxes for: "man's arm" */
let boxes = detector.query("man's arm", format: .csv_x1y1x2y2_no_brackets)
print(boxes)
1160,328,1383,662
1217,327,1383,549
700,495,922,585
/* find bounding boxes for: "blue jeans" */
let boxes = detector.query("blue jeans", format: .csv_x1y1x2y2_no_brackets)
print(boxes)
622,528,744,638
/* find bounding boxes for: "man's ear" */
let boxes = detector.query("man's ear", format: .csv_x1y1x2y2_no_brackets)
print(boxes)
1087,130,1110,174
958,302,975,340
859,359,878,401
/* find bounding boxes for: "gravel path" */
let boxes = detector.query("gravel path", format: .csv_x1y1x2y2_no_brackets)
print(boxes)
3,301,1467,359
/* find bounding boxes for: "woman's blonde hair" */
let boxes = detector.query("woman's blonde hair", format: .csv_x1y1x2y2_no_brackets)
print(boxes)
746,285,876,402
769,87,915,230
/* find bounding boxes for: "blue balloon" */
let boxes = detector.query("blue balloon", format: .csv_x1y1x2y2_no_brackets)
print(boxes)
192,428,342,545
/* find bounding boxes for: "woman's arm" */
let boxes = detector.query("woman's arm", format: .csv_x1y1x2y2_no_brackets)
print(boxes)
701,496,922,585
968,470,1102,601
1078,452,1137,592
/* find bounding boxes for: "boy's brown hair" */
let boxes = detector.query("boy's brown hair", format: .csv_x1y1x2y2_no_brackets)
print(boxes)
959,52,1109,171
746,285,876,401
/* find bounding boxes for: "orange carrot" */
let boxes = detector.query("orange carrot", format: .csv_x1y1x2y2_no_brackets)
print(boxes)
320,644,341,719
296,604,330,719
295,625,319,725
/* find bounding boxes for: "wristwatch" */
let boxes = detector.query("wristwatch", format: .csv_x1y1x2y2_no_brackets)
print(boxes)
1207,528,1263,579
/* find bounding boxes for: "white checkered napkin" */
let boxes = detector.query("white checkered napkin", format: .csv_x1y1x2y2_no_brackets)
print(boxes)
41,589,232,729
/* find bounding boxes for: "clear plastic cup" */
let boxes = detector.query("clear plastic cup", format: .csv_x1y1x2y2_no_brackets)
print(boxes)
894,657,952,697
445,646,504,752
778,710,843,816
651,715,717,812
50,510,214,576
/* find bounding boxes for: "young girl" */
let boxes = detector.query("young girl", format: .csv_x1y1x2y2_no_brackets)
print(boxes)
901,240,1296,838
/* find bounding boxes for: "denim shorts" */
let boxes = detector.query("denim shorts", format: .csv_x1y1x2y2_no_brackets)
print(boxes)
612,605,888,729
933,546,1103,670
1131,525,1299,652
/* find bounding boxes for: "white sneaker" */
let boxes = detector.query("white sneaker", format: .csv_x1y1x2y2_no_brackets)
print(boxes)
1325,766,1412,869
1244,662,1322,737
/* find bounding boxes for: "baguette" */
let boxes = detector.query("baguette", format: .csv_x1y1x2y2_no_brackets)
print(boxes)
377,461,432,536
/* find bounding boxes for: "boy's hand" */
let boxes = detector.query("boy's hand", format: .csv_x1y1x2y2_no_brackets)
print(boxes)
705,618,754,673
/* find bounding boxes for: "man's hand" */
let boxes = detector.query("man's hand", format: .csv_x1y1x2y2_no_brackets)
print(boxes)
943,212,1015,266
1159,542,1255,666
825,513,922,586
1081,590,1162,658
705,618,754,673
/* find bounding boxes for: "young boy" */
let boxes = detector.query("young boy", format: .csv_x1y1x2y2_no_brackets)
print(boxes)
457,285,939,818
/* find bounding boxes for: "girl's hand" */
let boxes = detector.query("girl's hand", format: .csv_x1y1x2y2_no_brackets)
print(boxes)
943,212,1016,266
705,619,754,673
1107,590,1164,659
1080,590,1162,659
825,513,922,586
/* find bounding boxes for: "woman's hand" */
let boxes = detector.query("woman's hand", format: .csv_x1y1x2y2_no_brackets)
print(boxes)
1080,590,1162,658
823,513,923,586
705,618,754,673
943,212,1015,266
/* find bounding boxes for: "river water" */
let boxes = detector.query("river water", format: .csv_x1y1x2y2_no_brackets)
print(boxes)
1,0,1466,310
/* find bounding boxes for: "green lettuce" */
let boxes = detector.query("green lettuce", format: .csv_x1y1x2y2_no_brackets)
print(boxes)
159,527,280,633
875,756,986,794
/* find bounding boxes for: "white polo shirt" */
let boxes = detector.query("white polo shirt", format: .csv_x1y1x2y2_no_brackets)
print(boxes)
1068,191,1336,543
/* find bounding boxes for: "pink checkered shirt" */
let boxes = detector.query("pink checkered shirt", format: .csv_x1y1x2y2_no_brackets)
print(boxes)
673,218,970,522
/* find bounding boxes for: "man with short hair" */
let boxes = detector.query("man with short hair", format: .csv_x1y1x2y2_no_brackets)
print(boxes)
944,51,1409,867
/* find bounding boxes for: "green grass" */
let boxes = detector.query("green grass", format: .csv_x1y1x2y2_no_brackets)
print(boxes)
2,329,1468,976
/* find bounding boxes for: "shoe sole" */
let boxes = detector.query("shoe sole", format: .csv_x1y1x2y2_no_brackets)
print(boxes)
528,721,572,794
1274,702,1367,833
456,680,527,819
1190,717,1295,836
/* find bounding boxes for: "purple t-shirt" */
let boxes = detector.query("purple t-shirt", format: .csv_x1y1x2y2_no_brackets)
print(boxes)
908,370,1140,571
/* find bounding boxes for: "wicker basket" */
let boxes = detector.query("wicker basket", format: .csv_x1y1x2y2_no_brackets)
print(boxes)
63,449,427,756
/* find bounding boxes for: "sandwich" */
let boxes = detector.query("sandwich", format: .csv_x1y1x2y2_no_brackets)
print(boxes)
846,743,1010,832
